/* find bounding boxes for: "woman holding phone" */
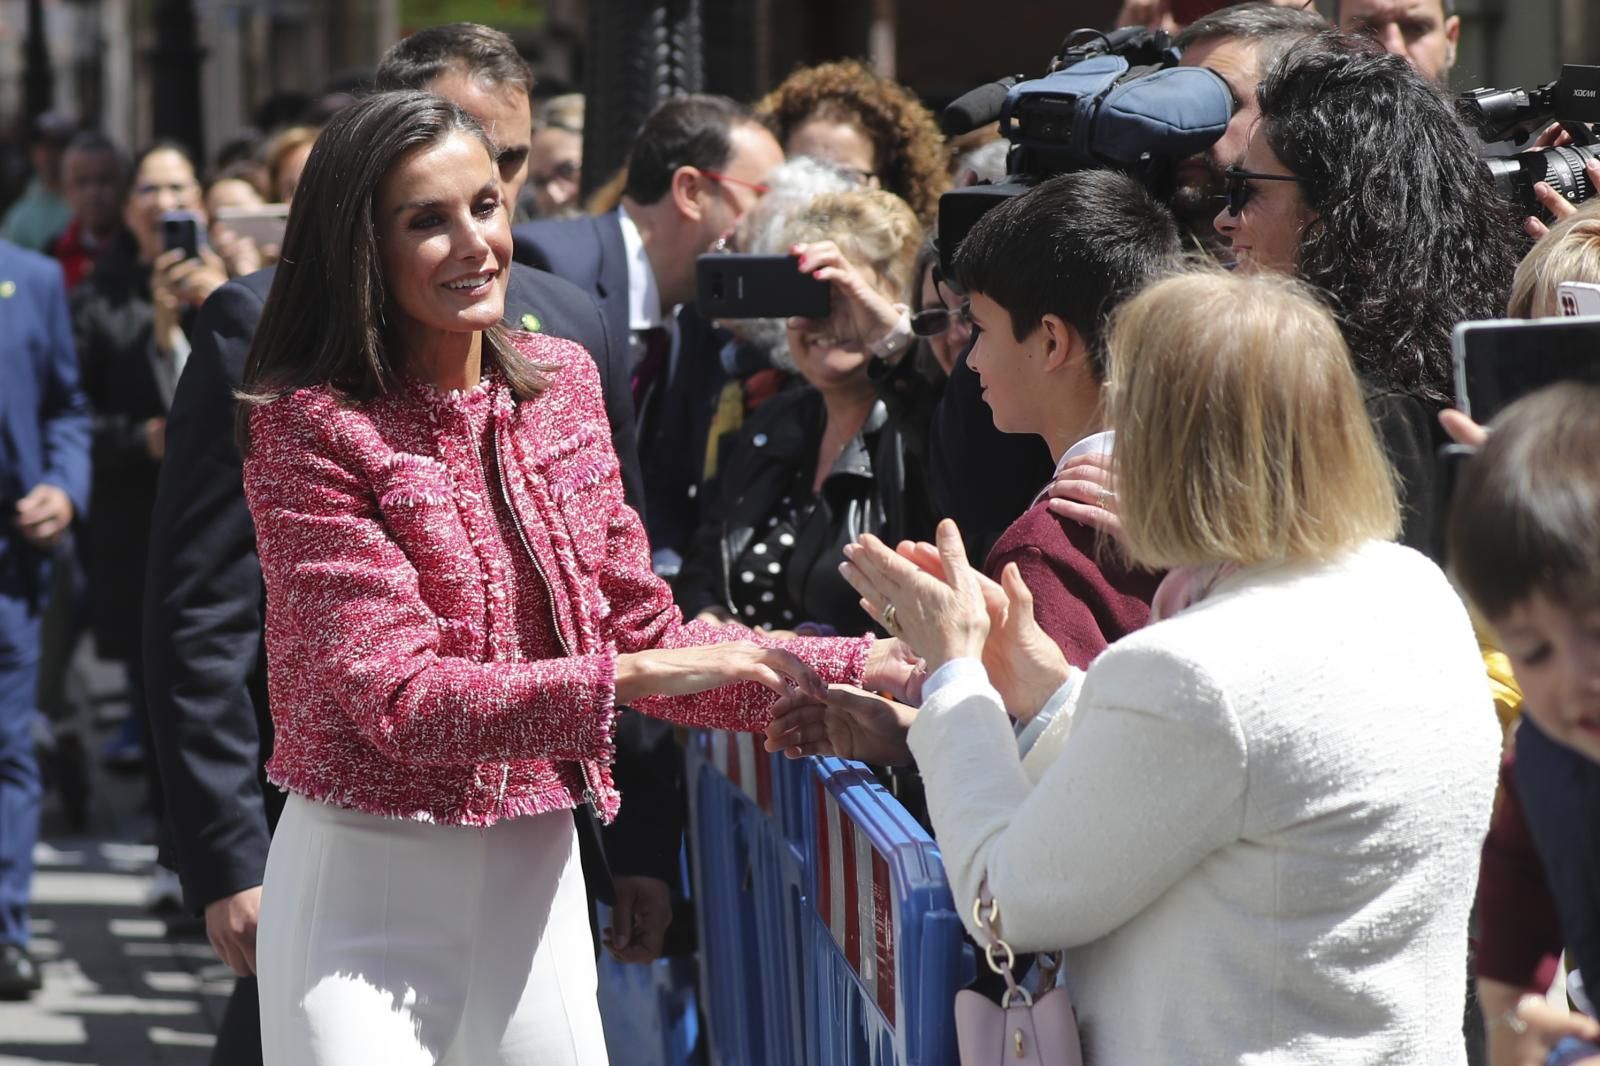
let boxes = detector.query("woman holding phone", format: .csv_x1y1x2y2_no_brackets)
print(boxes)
675,187,937,635
238,91,911,1065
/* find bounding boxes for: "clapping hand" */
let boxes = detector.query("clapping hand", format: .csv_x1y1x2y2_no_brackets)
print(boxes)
895,544,1071,723
841,520,990,673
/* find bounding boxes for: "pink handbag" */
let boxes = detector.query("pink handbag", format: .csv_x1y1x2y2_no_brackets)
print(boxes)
954,885,1084,1066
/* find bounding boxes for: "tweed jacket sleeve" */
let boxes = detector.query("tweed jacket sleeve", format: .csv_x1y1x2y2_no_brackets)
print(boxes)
245,395,620,768
581,406,873,729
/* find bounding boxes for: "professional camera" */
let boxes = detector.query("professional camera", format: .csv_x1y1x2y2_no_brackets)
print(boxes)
1458,65,1600,216
937,26,1233,273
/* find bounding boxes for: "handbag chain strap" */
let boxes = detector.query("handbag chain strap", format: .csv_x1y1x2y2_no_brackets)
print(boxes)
972,892,1032,1009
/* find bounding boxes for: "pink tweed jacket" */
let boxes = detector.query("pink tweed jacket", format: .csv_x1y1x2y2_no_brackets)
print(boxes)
242,331,870,827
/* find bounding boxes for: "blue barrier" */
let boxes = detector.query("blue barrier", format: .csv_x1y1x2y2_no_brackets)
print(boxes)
687,730,807,1066
686,731,972,1066
804,758,969,1066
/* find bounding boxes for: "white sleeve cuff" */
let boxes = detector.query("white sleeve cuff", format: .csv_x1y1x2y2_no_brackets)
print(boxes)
1015,670,1084,758
920,657,989,704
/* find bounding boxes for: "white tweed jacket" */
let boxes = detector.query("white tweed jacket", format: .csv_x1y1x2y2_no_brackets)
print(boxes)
910,539,1500,1066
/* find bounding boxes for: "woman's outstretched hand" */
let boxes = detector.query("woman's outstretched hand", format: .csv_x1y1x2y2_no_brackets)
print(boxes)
764,685,917,765
615,643,826,705
841,520,989,673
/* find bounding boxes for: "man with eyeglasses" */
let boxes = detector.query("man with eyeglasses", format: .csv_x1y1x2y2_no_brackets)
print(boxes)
513,93,785,576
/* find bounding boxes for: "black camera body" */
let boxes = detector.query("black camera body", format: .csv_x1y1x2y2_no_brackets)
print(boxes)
1459,65,1600,215
936,27,1233,275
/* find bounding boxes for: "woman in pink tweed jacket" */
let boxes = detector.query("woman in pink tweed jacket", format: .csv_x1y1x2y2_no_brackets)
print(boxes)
235,93,908,1065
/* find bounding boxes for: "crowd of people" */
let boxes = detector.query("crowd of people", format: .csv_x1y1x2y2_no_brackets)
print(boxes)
3,0,1600,1064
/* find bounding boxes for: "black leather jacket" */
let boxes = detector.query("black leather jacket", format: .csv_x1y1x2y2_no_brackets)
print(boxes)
674,386,937,633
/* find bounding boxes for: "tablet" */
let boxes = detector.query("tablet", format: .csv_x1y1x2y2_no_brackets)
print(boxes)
1453,315,1600,421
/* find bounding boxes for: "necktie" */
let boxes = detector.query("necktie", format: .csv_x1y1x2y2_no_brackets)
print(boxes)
632,326,670,416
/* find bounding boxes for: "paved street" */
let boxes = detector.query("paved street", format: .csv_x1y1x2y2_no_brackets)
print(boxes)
1,655,230,1065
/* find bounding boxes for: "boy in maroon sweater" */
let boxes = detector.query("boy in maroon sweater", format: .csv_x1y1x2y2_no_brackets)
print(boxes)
949,170,1183,665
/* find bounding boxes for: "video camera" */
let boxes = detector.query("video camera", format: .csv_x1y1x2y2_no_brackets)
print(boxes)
936,26,1233,275
1458,65,1600,215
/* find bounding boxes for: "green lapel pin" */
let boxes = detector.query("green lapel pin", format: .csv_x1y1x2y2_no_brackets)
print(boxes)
0,281,14,299
520,312,543,332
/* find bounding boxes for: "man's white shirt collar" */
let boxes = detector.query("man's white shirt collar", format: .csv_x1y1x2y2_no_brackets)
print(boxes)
616,206,665,332
1055,429,1115,475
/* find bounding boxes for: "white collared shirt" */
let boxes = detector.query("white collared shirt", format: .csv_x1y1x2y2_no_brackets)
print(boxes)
1055,429,1115,475
616,206,680,377
1030,429,1115,507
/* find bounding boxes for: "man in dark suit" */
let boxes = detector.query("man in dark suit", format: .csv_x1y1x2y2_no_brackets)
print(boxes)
0,238,91,997
142,25,661,1064
513,94,784,575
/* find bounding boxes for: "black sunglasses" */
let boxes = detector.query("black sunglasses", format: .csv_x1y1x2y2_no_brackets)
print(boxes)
1223,166,1306,217
911,301,973,338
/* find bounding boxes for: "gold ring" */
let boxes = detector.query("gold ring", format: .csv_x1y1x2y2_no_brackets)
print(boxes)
882,603,899,635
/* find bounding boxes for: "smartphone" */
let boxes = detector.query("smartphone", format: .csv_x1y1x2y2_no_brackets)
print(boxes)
159,210,207,260
1453,316,1600,421
696,254,831,320
214,203,289,249
1559,280,1600,317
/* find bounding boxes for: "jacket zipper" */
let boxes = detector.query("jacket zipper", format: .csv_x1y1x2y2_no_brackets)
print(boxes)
486,425,602,811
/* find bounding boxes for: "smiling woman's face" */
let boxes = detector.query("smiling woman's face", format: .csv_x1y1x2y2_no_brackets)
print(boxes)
375,131,512,340
1213,130,1315,277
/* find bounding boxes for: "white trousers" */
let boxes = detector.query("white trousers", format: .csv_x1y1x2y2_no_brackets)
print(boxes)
257,794,610,1066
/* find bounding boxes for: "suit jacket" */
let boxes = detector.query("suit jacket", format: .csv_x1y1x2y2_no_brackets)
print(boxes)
69,234,171,660
0,239,90,612
514,213,730,563
143,261,663,915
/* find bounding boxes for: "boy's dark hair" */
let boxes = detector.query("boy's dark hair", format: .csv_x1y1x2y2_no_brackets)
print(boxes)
951,169,1182,380
623,94,754,207
373,22,534,96
1448,382,1600,620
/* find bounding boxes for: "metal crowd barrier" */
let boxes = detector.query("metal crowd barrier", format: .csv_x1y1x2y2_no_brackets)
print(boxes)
685,732,973,1066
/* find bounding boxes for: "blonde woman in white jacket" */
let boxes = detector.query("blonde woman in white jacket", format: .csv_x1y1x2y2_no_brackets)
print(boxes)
769,270,1501,1066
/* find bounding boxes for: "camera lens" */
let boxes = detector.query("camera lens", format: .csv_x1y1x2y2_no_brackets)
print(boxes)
1536,144,1600,205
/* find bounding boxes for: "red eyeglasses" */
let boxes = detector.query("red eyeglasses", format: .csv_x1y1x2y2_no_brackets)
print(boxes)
700,169,770,196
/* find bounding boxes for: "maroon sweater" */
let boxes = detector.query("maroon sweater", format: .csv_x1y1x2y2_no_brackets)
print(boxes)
983,501,1163,669
1474,749,1564,990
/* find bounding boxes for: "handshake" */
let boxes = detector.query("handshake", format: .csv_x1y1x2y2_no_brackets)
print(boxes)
762,520,1074,764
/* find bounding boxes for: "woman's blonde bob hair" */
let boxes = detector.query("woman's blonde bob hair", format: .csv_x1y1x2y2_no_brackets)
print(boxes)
1506,201,1600,319
1107,269,1400,571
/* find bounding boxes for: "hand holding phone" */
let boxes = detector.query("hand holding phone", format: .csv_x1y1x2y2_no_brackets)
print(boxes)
160,210,208,261
696,253,831,319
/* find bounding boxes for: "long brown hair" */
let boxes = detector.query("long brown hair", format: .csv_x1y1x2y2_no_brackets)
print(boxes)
237,90,545,449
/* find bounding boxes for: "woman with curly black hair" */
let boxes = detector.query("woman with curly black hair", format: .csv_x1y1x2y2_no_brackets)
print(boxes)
755,59,949,224
1215,31,1522,556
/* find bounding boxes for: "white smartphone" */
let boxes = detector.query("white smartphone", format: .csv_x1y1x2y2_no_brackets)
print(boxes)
214,203,289,249
1558,280,1600,317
